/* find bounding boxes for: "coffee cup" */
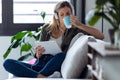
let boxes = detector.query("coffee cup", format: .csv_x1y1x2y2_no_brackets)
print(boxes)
63,16,72,28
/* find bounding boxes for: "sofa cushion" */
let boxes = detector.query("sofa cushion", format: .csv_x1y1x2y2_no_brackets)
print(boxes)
61,35,96,78
68,33,84,49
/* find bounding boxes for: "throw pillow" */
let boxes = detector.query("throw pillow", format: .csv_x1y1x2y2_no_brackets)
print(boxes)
68,33,84,49
61,35,96,78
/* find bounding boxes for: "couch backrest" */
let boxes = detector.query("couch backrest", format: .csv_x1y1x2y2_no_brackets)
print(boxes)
61,33,96,79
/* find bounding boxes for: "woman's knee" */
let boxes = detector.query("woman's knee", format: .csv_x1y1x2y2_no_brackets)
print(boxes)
3,59,16,69
55,52,66,59
52,52,66,63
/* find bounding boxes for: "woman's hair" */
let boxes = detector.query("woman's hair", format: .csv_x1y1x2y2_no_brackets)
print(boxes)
54,1,74,14
47,1,73,38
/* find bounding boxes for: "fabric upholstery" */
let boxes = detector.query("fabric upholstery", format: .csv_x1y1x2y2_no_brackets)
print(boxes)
61,35,96,78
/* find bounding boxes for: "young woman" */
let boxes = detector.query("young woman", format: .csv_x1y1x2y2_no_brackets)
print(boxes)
3,1,104,78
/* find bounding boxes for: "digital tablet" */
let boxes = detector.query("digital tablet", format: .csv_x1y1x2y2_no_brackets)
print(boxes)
36,41,62,55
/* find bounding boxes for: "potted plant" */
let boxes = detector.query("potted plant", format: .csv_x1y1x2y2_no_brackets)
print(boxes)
3,11,46,61
85,0,120,44
3,27,41,61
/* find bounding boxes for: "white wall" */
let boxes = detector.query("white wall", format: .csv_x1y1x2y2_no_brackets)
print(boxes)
0,37,10,80
0,36,35,80
0,36,21,80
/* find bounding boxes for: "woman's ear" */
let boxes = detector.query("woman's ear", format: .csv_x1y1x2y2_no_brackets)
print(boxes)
54,13,58,19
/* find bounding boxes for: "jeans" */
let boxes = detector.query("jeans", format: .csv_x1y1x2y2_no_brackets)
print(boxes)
3,52,66,78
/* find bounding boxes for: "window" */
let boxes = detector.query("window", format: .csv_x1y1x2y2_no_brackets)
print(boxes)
13,0,67,23
1,0,68,36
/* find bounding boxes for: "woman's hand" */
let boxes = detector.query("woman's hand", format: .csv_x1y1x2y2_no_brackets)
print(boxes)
70,15,80,28
35,45,45,59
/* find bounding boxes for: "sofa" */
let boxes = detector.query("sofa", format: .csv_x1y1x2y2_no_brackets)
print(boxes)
7,33,101,80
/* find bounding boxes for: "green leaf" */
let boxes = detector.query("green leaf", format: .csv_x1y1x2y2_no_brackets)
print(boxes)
10,40,21,48
20,43,32,53
96,0,107,6
100,13,117,28
33,31,41,40
109,0,117,6
3,48,11,59
27,31,34,37
116,0,120,4
85,9,101,26
40,11,46,20
11,31,28,43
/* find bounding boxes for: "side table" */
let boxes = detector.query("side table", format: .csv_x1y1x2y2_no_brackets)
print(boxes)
87,42,120,80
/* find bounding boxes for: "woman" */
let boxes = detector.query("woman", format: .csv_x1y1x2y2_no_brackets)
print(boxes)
3,1,104,78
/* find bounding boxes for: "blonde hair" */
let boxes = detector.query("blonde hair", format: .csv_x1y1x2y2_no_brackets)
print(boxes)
47,1,73,38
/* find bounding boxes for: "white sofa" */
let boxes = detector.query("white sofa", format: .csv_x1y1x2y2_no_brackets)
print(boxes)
7,33,101,80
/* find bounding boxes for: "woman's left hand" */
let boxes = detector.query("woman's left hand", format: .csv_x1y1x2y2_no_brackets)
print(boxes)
70,15,80,27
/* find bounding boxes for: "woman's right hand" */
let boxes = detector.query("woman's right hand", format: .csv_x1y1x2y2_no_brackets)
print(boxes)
35,45,45,59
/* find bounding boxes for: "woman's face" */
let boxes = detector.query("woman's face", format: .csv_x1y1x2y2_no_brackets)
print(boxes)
58,6,72,26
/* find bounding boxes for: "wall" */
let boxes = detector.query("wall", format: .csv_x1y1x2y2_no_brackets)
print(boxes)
0,37,9,80
0,36,35,80
85,0,112,42
0,36,20,80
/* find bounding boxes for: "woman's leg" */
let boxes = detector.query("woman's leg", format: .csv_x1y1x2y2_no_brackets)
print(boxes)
32,54,53,72
38,52,66,77
3,59,39,78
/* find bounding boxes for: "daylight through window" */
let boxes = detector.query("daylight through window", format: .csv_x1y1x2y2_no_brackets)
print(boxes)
13,0,67,23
